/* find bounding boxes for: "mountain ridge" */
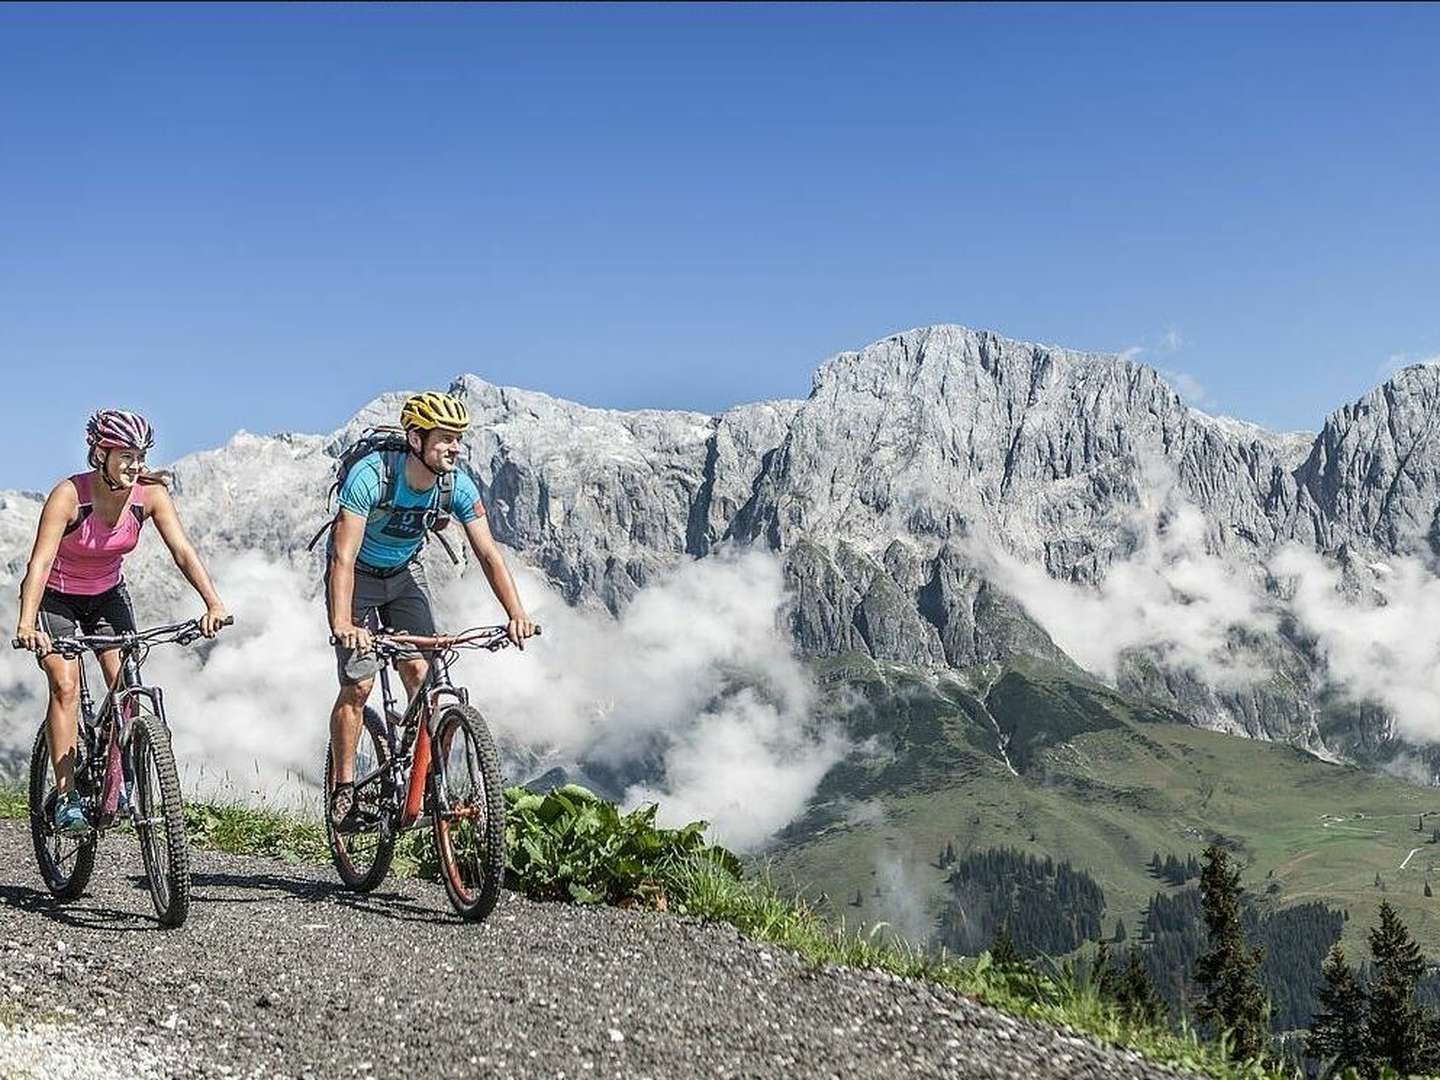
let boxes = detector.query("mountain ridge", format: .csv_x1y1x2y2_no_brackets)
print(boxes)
2,323,1437,772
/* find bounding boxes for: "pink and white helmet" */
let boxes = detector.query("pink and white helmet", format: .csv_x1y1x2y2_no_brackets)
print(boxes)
86,409,155,468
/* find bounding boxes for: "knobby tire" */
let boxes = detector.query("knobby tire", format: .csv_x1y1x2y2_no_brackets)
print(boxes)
28,722,96,900
431,704,506,922
131,712,192,928
324,707,397,893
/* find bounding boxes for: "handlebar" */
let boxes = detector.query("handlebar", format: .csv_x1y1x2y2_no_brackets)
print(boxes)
13,616,235,658
330,624,541,656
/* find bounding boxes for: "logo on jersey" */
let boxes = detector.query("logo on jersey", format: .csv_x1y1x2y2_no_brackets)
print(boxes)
377,508,432,541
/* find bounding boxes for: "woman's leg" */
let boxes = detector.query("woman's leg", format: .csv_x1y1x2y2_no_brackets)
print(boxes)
40,652,81,795
97,648,123,692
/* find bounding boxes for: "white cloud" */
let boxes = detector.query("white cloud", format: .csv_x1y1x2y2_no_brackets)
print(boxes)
1118,327,1183,365
868,850,938,948
967,460,1276,689
440,549,846,850
1,548,844,851
1159,368,1213,408
1269,545,1440,745
958,457,1440,751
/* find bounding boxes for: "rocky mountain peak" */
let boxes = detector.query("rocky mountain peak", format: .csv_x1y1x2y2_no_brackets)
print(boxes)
1297,363,1440,556
2,323,1438,768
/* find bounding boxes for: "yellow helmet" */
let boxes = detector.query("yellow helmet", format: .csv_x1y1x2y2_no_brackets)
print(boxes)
400,391,470,433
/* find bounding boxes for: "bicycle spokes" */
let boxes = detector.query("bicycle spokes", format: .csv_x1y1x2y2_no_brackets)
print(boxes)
324,708,398,893
28,725,97,900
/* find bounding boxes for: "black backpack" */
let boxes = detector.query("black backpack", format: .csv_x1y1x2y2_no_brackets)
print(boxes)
306,426,462,564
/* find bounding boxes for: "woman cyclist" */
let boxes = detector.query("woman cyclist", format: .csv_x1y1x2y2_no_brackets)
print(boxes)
13,410,230,835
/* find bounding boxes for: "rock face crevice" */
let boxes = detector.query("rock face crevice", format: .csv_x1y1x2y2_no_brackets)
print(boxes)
3,323,1436,763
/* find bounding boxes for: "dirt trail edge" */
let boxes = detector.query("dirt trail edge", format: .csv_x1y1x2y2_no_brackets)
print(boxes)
0,822,1196,1079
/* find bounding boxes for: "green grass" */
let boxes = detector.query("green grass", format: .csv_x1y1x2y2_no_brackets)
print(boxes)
183,801,330,863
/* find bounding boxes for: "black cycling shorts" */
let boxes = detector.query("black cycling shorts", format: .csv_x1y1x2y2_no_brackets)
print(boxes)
37,582,138,653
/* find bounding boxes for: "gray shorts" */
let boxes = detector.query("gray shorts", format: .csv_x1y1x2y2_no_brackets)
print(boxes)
325,559,436,685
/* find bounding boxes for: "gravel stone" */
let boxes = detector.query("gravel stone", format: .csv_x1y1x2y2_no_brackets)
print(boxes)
0,823,1198,1078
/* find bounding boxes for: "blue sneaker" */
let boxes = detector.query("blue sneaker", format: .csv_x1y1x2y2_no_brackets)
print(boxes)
53,792,89,836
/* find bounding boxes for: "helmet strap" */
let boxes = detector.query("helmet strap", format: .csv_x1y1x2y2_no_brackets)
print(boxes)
406,430,442,477
98,450,127,492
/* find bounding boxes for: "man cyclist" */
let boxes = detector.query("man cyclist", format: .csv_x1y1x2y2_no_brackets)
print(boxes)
326,390,536,830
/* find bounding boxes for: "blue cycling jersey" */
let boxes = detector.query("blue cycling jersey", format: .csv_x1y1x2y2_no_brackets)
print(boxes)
337,452,482,569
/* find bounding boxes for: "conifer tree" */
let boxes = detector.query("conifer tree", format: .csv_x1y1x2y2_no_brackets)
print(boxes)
989,924,1026,970
1306,945,1370,1078
1093,940,1115,994
1367,900,1435,1076
1119,951,1168,1027
1194,844,1270,1062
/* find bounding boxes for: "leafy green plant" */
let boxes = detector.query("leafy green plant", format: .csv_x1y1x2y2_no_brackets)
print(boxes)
504,783,740,905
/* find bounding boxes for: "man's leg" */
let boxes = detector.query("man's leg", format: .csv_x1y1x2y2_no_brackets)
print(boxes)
385,561,437,711
329,676,375,788
327,567,384,806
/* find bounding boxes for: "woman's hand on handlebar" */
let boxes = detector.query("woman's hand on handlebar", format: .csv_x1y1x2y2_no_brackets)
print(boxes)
200,604,231,638
506,614,539,650
13,625,52,656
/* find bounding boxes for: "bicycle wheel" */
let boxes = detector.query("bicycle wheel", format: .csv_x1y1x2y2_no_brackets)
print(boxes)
130,709,191,927
28,722,96,900
324,707,397,892
431,704,506,922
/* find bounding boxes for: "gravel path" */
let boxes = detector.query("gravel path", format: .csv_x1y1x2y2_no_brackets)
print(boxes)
0,821,1197,1079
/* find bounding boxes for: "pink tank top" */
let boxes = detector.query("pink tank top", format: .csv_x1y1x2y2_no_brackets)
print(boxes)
46,473,153,596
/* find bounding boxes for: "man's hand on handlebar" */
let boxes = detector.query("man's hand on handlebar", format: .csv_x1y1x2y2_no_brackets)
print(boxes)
12,625,52,656
332,622,374,656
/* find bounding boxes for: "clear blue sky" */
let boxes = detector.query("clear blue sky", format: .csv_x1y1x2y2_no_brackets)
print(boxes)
2,3,1436,490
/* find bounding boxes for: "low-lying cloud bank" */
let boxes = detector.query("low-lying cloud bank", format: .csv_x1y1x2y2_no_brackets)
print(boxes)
966,463,1440,749
0,549,843,852
1272,547,1440,746
8,463,1440,854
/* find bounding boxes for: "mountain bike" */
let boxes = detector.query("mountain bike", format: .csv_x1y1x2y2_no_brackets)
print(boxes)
12,617,232,928
324,624,535,922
